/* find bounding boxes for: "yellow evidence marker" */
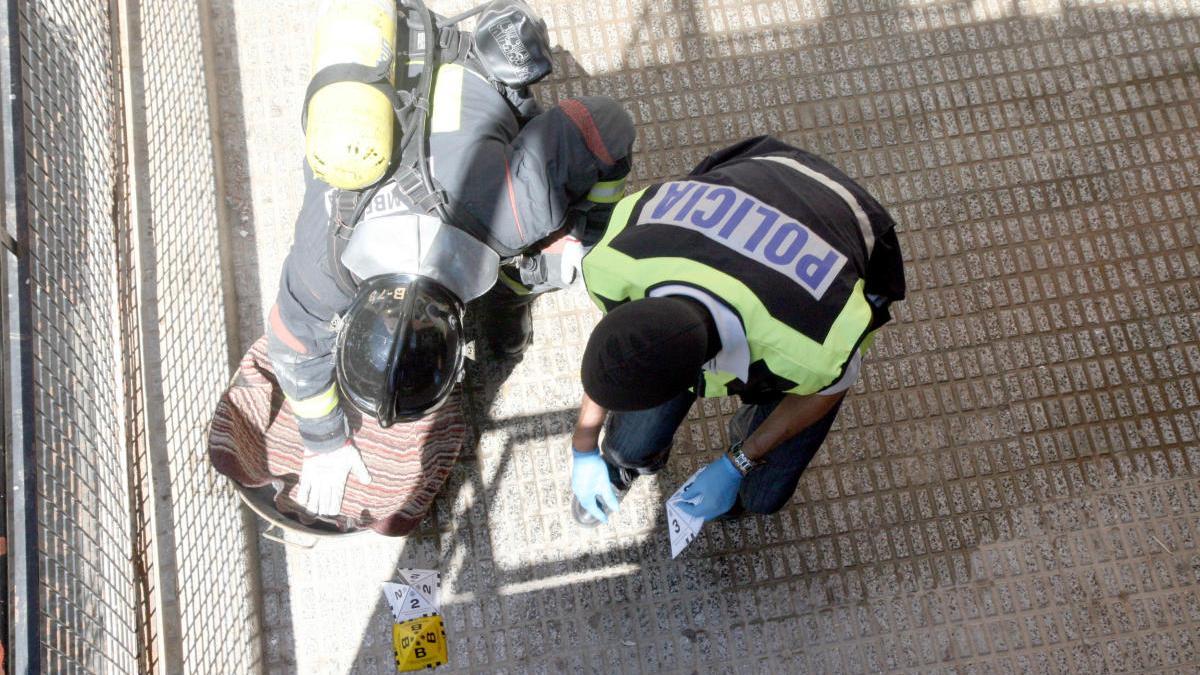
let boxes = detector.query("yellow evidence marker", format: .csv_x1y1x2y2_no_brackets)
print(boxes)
393,615,448,671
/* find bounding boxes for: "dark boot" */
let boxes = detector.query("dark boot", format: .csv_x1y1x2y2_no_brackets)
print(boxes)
480,275,536,357
485,296,533,357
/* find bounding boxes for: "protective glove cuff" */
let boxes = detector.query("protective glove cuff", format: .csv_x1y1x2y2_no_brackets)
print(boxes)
297,405,349,453
572,447,601,458
714,454,744,482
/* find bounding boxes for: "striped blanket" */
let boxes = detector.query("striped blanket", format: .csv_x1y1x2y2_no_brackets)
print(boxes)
207,337,466,536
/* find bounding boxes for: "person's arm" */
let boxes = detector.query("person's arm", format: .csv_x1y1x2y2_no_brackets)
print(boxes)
568,392,621,522
433,85,635,257
506,96,634,247
267,302,345,452
267,165,371,516
675,390,846,522
266,167,354,454
739,391,845,461
572,392,608,452
506,97,635,292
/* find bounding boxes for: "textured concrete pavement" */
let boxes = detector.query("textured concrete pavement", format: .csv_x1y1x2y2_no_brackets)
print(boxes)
210,0,1200,672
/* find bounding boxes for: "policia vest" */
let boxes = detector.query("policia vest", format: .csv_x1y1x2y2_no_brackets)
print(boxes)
582,136,905,401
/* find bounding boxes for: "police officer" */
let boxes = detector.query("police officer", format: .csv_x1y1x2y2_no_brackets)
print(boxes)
270,2,634,517
568,136,904,525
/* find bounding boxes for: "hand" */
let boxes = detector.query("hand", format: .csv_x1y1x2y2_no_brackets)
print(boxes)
557,235,583,286
676,455,743,522
297,442,372,516
571,447,619,523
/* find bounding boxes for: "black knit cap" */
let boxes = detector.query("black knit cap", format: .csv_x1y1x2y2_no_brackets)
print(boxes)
581,296,719,411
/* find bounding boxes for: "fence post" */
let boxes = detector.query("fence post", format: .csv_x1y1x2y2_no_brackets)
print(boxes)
113,0,185,671
1,0,37,671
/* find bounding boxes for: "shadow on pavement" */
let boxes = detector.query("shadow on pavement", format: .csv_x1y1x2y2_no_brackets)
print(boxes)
208,0,266,356
246,0,1200,670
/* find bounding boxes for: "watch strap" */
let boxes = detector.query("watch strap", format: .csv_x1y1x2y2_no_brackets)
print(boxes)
726,440,760,476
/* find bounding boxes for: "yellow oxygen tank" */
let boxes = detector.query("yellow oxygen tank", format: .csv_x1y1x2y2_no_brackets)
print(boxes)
305,0,397,190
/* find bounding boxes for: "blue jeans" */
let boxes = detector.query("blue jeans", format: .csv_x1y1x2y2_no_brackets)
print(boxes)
601,391,843,514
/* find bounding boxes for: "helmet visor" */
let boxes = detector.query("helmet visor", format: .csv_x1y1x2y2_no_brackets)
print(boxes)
387,283,463,421
338,284,411,415
336,274,465,426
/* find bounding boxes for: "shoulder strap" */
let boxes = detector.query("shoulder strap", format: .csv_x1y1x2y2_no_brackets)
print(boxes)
325,1,514,294
328,188,366,294
437,25,473,63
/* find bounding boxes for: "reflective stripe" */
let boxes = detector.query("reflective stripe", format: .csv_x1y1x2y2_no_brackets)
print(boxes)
430,64,464,133
859,329,878,353
587,178,626,204
755,156,875,256
594,189,645,248
497,268,532,296
269,303,307,354
559,99,615,166
503,155,526,242
289,384,340,418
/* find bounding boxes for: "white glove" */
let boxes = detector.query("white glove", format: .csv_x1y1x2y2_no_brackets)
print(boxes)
297,443,372,516
558,235,584,286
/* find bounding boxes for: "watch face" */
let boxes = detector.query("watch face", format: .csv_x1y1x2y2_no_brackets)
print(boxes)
727,446,755,475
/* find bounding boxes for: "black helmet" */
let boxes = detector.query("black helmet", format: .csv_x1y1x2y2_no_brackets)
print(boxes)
335,273,465,427
473,0,552,88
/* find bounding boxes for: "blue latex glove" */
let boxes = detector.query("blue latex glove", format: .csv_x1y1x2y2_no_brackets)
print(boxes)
571,448,620,523
676,455,744,522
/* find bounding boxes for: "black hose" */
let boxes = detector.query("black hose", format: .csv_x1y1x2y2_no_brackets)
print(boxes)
405,0,452,224
437,3,487,28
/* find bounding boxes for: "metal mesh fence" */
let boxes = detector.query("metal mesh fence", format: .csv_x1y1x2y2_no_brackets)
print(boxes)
135,1,261,672
3,0,259,671
10,0,142,672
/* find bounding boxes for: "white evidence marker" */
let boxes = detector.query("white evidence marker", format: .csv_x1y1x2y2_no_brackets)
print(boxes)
396,568,441,609
383,568,442,623
666,470,706,559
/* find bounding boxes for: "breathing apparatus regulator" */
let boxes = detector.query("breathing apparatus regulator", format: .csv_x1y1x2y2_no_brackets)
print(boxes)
303,0,553,425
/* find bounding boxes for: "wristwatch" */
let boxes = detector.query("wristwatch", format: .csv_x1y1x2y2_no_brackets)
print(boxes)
725,440,763,476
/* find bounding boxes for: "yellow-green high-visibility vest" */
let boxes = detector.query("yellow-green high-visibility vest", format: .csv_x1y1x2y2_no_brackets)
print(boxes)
582,139,903,399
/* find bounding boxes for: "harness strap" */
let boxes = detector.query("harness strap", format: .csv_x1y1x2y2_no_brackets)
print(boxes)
329,188,366,294
300,62,396,130
331,189,361,241
324,1,520,295
388,163,510,254
437,26,474,63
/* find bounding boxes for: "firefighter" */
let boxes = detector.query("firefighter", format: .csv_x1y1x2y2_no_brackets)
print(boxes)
568,136,904,526
271,0,634,516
